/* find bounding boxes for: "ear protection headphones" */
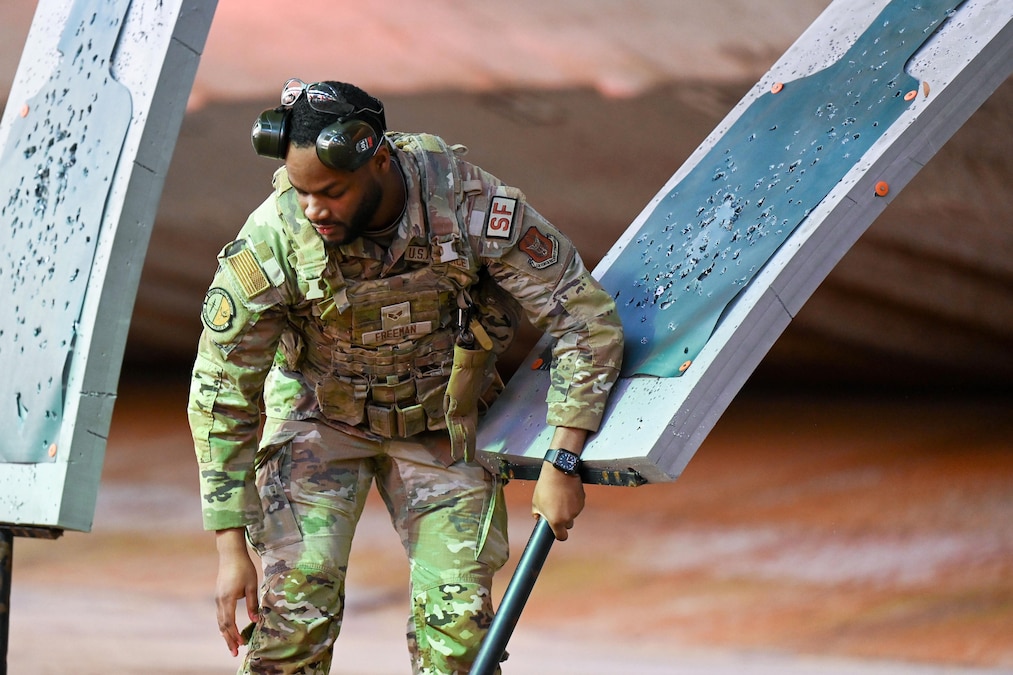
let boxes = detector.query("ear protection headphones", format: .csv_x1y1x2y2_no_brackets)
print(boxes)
250,83,385,172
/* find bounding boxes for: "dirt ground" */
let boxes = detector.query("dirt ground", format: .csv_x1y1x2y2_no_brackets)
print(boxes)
6,376,1012,674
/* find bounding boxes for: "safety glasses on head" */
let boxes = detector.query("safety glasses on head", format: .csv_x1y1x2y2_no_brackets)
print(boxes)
252,78,386,172
279,78,384,120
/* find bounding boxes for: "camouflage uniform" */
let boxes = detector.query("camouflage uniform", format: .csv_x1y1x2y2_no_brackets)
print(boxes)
188,133,623,674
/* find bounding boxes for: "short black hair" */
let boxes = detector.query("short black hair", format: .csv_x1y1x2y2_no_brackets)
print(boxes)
288,81,386,148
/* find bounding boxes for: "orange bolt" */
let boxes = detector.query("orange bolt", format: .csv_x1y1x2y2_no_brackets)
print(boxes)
531,358,544,370
679,360,693,373
771,82,784,94
48,443,58,458
875,181,890,197
904,90,917,101
20,104,29,117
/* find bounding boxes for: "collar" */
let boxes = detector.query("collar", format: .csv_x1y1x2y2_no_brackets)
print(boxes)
376,147,429,274
272,157,429,273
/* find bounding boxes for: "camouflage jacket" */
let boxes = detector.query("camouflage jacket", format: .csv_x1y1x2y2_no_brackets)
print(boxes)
188,133,623,530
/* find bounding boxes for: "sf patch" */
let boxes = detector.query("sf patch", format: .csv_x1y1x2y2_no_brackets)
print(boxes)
485,196,517,240
202,287,236,333
519,227,559,269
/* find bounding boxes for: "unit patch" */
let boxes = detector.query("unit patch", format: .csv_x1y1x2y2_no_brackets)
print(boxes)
362,301,434,345
519,227,559,269
201,287,236,333
485,196,517,240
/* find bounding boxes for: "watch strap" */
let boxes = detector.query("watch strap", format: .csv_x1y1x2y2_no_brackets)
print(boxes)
544,447,581,476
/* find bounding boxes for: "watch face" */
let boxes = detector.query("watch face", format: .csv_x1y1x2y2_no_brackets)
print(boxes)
553,450,579,474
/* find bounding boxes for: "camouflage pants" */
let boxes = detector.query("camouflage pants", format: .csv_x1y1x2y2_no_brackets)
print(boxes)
241,417,509,675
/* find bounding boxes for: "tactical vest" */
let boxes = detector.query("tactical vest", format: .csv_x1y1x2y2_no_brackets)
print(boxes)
276,133,514,439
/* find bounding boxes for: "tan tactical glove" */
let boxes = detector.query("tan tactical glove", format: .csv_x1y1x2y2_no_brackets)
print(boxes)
444,344,491,463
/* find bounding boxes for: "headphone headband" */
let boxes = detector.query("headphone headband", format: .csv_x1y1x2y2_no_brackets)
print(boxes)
250,80,386,171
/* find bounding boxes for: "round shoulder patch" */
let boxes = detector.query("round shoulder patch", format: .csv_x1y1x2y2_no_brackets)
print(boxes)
201,287,236,333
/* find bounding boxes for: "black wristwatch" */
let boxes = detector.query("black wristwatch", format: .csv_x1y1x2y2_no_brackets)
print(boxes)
544,448,581,477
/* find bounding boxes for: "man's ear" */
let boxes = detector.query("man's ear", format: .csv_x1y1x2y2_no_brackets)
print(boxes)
372,143,393,172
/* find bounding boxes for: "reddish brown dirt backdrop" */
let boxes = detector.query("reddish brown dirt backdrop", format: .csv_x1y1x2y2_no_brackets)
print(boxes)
8,376,1012,674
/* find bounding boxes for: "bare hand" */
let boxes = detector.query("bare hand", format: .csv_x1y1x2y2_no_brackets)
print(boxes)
531,464,585,541
214,528,260,657
532,428,589,540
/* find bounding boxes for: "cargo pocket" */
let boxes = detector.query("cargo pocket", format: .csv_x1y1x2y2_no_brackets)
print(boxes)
314,374,368,426
247,440,302,554
544,345,575,403
187,360,222,464
476,475,509,570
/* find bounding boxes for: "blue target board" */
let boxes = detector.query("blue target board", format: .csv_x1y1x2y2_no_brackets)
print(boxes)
477,0,1012,483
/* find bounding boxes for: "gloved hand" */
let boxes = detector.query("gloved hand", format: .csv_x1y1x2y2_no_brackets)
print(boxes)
444,344,490,462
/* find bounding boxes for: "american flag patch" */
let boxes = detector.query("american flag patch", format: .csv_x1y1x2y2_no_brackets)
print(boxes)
226,248,270,298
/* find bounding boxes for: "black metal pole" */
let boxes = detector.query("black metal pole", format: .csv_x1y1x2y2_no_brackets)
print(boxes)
469,517,556,675
0,526,60,675
0,528,13,675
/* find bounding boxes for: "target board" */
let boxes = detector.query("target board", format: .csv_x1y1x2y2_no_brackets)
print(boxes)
477,0,1013,485
0,0,217,532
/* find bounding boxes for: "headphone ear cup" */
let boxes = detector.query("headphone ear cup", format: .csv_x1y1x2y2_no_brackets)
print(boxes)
251,108,290,159
316,118,380,171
